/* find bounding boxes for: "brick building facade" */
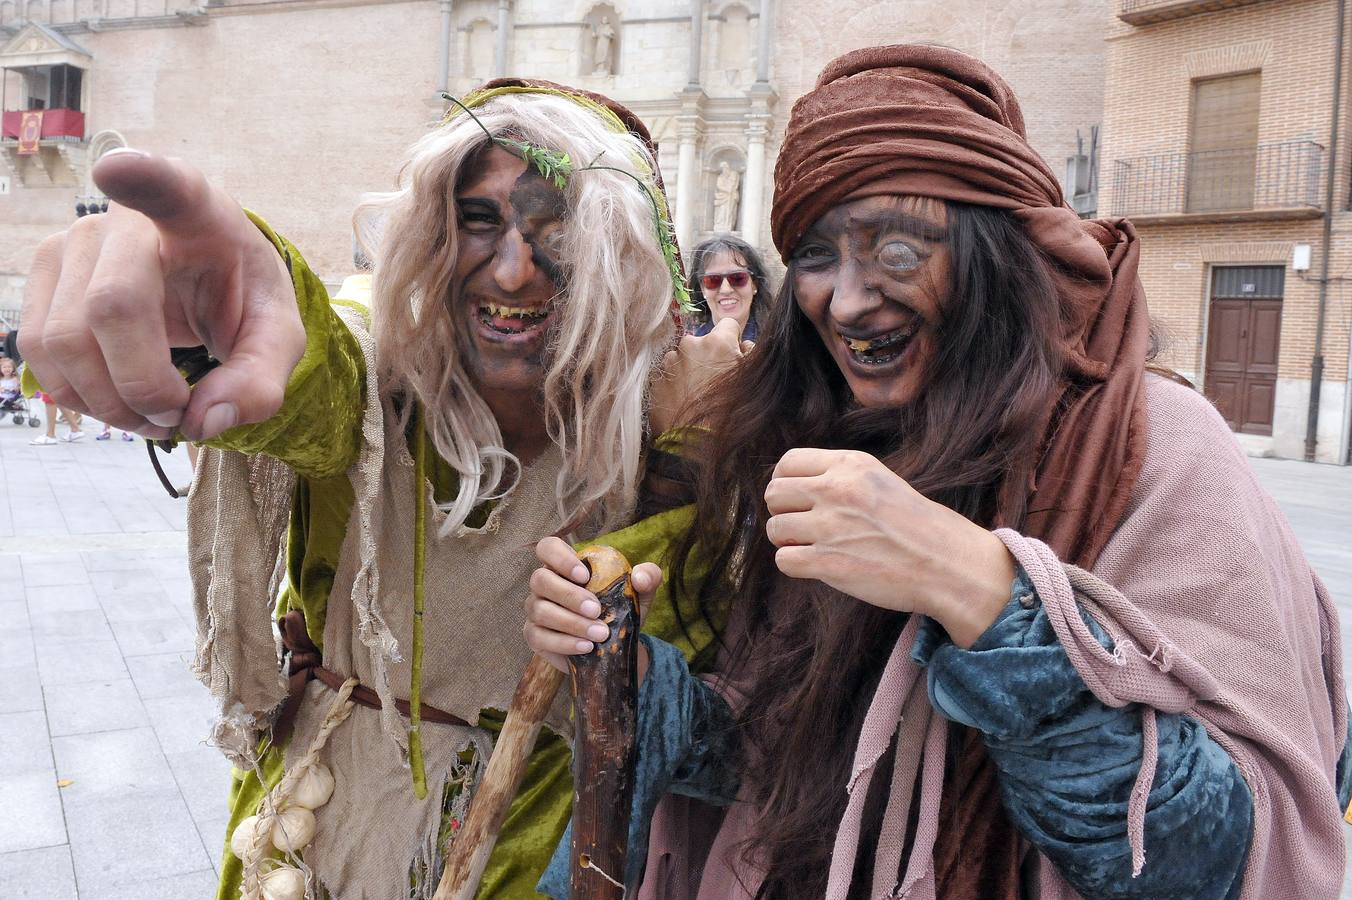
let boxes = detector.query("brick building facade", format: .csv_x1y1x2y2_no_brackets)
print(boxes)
1100,0,1352,463
0,0,1107,309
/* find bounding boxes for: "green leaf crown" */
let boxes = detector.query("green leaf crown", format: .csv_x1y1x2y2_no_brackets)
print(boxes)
440,91,693,315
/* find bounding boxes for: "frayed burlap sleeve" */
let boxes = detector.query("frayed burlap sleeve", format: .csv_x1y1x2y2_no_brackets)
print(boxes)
188,303,376,768
188,446,297,767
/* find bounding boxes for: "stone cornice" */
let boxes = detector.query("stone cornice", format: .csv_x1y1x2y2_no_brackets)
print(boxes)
205,0,417,17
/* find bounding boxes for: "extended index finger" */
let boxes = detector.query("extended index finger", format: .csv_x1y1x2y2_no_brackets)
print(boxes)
93,151,223,239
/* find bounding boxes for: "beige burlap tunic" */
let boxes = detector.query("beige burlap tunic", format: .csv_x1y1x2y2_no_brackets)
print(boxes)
189,308,574,898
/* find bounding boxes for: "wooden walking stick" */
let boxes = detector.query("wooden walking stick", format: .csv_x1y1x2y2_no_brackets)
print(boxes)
566,545,639,899
433,545,639,900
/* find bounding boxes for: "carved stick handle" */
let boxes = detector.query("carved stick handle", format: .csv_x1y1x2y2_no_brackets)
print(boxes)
568,545,639,900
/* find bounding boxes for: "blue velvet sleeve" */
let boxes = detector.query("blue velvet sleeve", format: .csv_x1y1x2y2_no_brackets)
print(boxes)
913,572,1254,900
537,635,740,899
1336,703,1352,813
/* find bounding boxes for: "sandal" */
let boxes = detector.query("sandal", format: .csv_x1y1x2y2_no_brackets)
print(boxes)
121,432,135,441
96,431,111,441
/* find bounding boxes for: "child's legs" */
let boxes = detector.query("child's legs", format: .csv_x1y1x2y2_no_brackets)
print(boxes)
61,408,82,434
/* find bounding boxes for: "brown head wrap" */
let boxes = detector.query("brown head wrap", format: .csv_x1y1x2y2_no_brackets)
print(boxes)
772,44,1150,567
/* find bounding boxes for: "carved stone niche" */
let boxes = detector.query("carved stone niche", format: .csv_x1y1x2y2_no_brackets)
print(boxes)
712,2,755,87
463,17,495,80
703,146,745,235
453,0,497,84
580,4,620,77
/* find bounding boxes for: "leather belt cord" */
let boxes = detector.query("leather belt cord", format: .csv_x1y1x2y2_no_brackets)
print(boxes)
272,609,470,746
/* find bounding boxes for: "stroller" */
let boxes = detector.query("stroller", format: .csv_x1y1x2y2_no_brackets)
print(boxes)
1,390,40,428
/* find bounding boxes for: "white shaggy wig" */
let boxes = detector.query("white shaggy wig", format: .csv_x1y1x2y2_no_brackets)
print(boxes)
355,91,678,536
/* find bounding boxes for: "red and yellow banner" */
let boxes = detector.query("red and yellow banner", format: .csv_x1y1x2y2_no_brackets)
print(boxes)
17,111,43,156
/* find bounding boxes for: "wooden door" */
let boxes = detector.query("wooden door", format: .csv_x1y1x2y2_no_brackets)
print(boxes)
1205,266,1282,435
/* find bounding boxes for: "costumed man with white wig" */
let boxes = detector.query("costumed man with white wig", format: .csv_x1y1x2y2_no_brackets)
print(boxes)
18,79,733,899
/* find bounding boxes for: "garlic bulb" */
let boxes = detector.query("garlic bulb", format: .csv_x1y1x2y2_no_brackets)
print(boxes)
270,806,317,853
230,815,265,860
260,865,306,900
290,763,335,810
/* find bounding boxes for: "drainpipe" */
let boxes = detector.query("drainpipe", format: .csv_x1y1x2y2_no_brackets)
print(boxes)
1305,0,1346,461
1344,306,1352,463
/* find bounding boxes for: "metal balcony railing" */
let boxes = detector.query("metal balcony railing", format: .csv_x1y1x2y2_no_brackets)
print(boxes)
1118,0,1270,25
1110,140,1323,218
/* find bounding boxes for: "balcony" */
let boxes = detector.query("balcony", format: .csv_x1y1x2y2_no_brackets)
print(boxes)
1,108,85,142
0,108,87,187
1110,140,1324,225
1118,0,1271,25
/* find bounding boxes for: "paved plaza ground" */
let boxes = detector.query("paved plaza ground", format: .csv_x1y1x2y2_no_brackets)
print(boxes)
0,415,1350,898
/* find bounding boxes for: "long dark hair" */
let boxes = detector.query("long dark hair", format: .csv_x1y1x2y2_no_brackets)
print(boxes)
669,201,1068,898
687,234,774,330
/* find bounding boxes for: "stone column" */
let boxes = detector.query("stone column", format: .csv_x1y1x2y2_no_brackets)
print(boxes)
755,0,772,83
740,83,776,247
739,114,768,245
494,0,511,77
707,13,722,79
673,114,703,252
437,0,454,93
687,0,705,88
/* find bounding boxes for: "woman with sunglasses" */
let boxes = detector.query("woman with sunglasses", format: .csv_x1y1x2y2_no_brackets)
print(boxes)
687,234,774,341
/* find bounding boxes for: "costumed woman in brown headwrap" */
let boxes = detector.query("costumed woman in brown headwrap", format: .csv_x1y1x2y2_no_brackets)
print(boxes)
526,44,1352,900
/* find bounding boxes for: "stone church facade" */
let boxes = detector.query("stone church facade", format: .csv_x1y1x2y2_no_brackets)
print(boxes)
1,0,1107,298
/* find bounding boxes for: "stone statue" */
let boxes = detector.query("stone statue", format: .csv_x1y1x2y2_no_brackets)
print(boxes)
712,161,741,232
592,16,616,75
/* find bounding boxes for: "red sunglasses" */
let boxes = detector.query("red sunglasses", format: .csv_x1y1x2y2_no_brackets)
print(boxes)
700,271,751,291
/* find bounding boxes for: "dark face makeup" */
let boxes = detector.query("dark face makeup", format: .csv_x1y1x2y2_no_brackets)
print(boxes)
506,174,569,286
791,195,950,409
452,145,569,406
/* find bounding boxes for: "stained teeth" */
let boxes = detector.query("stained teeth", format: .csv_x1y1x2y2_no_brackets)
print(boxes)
844,324,917,357
480,303,549,318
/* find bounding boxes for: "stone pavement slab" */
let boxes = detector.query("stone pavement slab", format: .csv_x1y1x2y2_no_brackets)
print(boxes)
0,846,77,900
1,418,203,899
0,770,67,855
